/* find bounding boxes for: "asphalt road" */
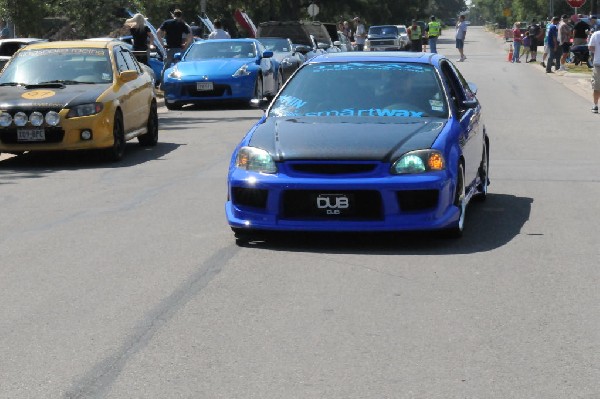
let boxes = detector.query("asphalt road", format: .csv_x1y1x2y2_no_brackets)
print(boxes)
1,27,599,398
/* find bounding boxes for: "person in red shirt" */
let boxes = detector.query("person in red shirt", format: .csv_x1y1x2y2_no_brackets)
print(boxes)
512,22,523,62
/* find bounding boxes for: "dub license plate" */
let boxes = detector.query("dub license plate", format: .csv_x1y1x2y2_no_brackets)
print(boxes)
197,82,214,91
315,193,353,216
17,128,45,141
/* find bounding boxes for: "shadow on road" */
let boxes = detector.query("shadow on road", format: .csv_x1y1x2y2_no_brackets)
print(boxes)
234,193,533,255
0,142,181,182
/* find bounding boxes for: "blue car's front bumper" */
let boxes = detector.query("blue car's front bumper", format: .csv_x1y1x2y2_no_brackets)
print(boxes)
226,164,460,233
163,73,256,103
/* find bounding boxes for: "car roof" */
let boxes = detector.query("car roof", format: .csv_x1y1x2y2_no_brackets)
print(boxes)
308,51,441,64
24,40,118,50
0,38,47,44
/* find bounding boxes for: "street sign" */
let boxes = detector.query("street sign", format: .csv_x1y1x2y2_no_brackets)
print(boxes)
307,3,319,17
566,0,586,7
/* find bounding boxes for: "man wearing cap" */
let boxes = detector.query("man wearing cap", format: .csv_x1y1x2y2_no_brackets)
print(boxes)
558,14,573,71
427,16,441,53
573,15,595,46
158,9,192,82
353,17,366,51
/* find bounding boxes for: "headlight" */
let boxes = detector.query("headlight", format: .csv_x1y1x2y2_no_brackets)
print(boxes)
13,112,27,126
66,103,103,118
29,111,44,126
392,150,445,174
233,64,250,77
235,146,277,173
168,66,182,79
45,111,60,126
0,112,12,127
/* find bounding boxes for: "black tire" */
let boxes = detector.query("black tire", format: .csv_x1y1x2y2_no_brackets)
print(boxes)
105,111,126,162
474,140,489,202
165,101,183,111
231,227,254,244
138,102,159,146
254,75,264,100
444,163,466,238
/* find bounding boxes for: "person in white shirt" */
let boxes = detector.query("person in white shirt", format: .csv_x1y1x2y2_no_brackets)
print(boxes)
455,15,468,61
208,19,231,39
588,29,600,112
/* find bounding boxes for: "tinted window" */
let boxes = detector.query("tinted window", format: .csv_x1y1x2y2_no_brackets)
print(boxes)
369,26,399,36
186,41,256,60
270,62,448,119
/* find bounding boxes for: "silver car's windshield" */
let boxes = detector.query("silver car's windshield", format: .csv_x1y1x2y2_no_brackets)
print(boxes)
185,41,256,60
269,62,448,119
369,26,399,36
0,48,112,85
258,38,291,52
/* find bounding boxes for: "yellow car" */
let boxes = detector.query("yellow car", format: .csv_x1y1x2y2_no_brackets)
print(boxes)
0,39,158,161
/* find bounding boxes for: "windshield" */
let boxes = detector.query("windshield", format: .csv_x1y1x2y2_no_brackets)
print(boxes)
258,38,291,52
0,48,112,85
269,62,448,119
369,26,399,36
185,41,256,60
398,27,407,34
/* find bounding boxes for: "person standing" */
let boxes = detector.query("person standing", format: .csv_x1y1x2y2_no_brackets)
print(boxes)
342,21,353,42
353,17,366,51
573,16,592,46
527,18,541,62
588,28,600,112
558,14,573,71
207,19,231,39
546,16,560,73
455,14,467,61
157,9,192,82
408,19,422,52
0,20,10,39
512,22,523,62
427,16,441,53
124,13,152,65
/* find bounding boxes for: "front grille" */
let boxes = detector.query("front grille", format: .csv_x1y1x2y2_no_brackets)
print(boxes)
282,190,383,220
290,163,377,175
232,187,268,209
371,40,395,46
182,83,230,98
396,190,439,212
0,127,65,143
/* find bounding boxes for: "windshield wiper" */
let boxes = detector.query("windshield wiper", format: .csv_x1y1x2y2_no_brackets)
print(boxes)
26,80,95,88
0,82,26,86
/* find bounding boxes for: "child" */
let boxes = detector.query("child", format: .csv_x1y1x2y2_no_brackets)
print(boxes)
522,31,531,62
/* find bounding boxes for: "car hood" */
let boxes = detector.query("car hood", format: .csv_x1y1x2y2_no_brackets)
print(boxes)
249,117,446,161
0,84,111,109
177,58,254,76
367,34,398,39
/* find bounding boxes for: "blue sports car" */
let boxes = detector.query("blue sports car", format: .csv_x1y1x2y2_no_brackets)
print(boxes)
162,39,283,110
226,52,490,239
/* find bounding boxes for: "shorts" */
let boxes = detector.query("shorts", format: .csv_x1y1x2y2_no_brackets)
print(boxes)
592,66,600,91
455,39,464,49
561,43,571,54
530,37,537,51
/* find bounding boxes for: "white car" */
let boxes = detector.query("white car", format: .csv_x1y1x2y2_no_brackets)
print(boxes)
365,25,409,51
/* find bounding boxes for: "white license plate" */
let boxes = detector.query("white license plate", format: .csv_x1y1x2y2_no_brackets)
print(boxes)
17,128,45,141
197,82,213,91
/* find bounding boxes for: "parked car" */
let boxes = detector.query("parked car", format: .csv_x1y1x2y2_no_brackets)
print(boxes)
396,25,410,49
258,21,336,54
0,38,47,70
0,40,158,161
256,37,304,81
322,23,353,51
162,38,282,110
226,52,490,240
365,25,409,51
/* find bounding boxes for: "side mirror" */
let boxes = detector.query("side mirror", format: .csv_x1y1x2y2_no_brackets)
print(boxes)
119,70,138,83
262,50,274,58
333,41,341,47
149,51,158,59
294,45,311,55
317,42,329,49
174,52,182,62
462,99,478,109
467,82,478,94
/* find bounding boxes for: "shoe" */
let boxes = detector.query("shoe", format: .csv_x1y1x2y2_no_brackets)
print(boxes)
456,58,464,62
462,56,467,61
516,60,521,63
541,62,546,67
592,105,598,113
546,70,554,73
559,66,568,71
530,59,537,62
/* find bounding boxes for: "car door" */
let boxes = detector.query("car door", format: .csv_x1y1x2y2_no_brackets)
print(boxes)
439,60,483,187
114,47,149,131
256,42,276,94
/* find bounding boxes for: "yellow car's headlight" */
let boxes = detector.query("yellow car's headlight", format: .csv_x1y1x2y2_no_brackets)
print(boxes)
66,103,103,118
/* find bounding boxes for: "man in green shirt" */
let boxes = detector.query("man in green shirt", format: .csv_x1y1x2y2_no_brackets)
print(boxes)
427,16,441,53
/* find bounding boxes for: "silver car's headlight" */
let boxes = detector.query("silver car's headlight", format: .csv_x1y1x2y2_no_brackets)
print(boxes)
66,103,103,118
235,146,277,173
233,64,251,77
392,150,445,174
